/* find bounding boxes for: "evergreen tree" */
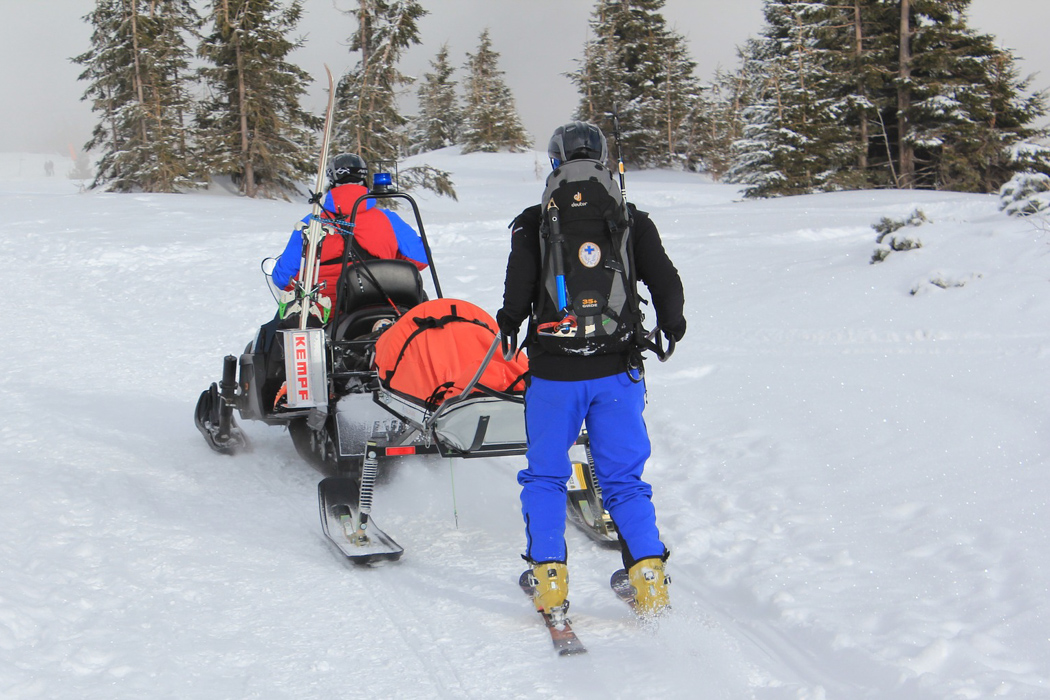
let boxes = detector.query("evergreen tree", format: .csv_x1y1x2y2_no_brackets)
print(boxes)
73,0,202,192
572,0,625,150
653,23,706,169
197,0,319,199
570,0,704,168
332,0,422,162
409,44,461,154
333,0,455,198
461,29,531,154
808,0,900,185
895,0,1046,191
728,0,1046,195
728,1,859,197
697,66,747,180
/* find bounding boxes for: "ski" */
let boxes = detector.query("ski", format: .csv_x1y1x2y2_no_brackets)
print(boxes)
610,568,636,609
611,568,672,618
293,64,337,329
318,477,403,564
518,570,587,656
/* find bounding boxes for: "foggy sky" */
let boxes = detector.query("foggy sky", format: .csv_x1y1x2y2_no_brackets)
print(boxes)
2,0,1046,156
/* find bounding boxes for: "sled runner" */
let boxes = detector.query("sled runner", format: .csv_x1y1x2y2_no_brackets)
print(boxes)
194,177,619,563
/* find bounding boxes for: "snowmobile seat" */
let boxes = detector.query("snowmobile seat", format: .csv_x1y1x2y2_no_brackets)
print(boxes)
337,259,425,313
331,259,426,341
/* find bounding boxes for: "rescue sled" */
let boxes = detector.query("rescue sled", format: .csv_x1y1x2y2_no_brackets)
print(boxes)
194,179,619,563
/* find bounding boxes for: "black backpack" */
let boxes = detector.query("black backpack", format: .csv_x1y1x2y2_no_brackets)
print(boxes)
533,159,642,356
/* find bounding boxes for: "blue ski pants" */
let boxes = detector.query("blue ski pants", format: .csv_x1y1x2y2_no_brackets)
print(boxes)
519,372,664,566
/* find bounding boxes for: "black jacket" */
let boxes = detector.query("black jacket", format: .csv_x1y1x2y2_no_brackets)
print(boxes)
500,202,685,381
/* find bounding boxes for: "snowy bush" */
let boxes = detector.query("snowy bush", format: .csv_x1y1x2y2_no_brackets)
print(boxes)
998,171,1050,217
910,271,983,296
871,209,927,264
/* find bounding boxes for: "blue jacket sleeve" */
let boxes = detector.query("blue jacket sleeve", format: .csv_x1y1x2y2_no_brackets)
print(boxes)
383,209,429,267
271,218,309,289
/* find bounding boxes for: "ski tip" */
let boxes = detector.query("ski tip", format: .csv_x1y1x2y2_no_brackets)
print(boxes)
346,550,404,566
557,643,588,657
610,568,636,607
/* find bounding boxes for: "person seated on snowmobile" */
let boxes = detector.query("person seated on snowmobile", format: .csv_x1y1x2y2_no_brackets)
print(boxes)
257,154,430,408
259,153,429,340
270,152,429,313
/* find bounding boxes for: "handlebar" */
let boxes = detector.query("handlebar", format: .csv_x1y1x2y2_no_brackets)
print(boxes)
500,329,517,361
641,326,675,363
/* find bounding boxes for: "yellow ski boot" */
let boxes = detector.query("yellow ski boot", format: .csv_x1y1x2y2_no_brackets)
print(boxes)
628,557,670,616
530,561,569,617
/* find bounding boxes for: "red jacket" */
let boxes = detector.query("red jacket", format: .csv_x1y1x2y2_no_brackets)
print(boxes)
271,184,428,310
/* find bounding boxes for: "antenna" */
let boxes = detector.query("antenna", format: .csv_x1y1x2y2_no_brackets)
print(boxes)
610,106,629,219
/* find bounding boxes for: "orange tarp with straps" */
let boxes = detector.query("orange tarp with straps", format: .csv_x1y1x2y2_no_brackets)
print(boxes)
374,298,528,407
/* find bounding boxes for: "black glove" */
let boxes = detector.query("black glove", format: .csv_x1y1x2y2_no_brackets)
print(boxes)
663,317,686,343
496,309,520,339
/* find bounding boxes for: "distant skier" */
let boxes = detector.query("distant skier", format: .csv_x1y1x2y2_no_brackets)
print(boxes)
497,122,686,617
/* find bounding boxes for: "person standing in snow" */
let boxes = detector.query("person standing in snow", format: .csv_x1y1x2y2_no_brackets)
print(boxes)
496,122,686,616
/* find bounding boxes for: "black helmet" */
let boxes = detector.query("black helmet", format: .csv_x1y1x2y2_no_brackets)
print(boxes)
326,153,368,187
547,121,608,168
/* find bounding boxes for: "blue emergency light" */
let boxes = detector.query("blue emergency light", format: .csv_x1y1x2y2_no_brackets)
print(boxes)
372,172,395,193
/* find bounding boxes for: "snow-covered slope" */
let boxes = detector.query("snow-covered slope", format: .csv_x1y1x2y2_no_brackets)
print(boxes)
2,149,1048,699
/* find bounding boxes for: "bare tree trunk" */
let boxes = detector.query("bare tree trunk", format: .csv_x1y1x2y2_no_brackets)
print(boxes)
355,0,370,155
236,45,254,196
127,0,149,147
665,59,674,163
897,0,915,188
854,0,868,171
225,0,255,197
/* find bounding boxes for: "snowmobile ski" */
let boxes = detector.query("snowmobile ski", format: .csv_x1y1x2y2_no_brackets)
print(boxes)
194,372,249,456
518,570,587,656
318,476,403,564
565,457,619,548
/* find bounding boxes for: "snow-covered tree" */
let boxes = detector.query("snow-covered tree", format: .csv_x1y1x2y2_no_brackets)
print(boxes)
74,0,202,192
727,0,1047,196
333,0,455,198
570,0,704,169
906,7,1045,190
408,44,461,155
653,23,706,169
197,0,319,199
728,1,860,197
807,0,900,184
332,0,422,162
461,29,531,154
696,66,747,180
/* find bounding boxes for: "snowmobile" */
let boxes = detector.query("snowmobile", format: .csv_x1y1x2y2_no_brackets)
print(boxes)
193,171,619,564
